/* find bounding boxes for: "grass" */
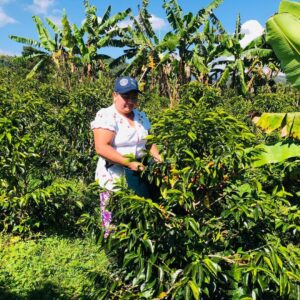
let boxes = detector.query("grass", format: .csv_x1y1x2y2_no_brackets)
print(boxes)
0,234,108,300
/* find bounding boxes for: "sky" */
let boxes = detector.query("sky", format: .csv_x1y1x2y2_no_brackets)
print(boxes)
0,0,283,57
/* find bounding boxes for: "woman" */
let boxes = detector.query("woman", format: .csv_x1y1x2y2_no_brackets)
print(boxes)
91,76,161,236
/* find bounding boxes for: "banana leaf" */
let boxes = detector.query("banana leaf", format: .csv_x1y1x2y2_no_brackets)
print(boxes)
253,112,300,139
251,142,300,167
266,1,300,90
279,0,300,17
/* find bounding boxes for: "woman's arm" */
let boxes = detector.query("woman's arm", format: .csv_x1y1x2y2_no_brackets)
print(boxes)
149,143,162,162
93,128,144,171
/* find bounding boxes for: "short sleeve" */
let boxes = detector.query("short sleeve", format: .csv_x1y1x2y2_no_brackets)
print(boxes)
91,109,117,131
136,110,150,130
142,112,151,130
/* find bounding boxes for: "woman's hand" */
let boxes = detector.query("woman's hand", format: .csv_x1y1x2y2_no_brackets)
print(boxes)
127,161,145,171
150,144,162,163
153,154,162,163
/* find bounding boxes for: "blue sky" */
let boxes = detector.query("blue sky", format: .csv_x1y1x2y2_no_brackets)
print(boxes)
0,0,282,57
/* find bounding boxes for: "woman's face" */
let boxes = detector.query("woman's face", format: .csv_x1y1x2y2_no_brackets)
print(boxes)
113,91,139,115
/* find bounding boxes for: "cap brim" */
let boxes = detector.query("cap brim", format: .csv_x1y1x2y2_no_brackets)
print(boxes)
116,88,142,94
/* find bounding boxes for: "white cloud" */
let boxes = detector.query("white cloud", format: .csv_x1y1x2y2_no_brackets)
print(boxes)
117,14,166,30
240,20,264,48
0,7,16,27
27,0,55,15
47,14,62,27
118,19,132,29
149,15,166,30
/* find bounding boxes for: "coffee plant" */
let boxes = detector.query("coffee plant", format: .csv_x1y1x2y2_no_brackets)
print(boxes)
94,99,300,299
0,67,111,234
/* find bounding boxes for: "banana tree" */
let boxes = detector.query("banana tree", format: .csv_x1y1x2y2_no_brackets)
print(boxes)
118,0,226,104
253,112,300,139
110,0,180,104
213,14,278,94
10,1,131,80
10,13,82,82
163,0,224,86
266,0,300,90
10,16,60,79
110,0,162,77
247,0,300,175
191,17,227,84
79,0,131,78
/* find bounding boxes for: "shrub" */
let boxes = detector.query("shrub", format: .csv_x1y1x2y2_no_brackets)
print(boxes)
0,235,108,299
95,100,300,299
0,68,111,234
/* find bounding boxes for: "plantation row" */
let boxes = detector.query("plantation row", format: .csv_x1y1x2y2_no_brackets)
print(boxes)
1,0,300,298
0,57,299,298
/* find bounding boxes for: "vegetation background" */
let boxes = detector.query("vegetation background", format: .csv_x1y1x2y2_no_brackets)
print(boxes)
0,0,299,299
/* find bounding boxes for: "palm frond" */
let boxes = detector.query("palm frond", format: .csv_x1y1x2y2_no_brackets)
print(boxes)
189,0,224,32
138,1,159,44
109,53,129,69
9,35,40,48
123,48,147,74
210,13,226,34
61,12,76,50
26,58,46,79
84,0,89,10
192,50,209,74
243,49,274,59
95,54,112,60
156,32,179,52
98,9,131,34
101,5,112,24
163,0,183,32
32,16,56,52
234,14,242,41
236,59,247,94
46,18,61,34
72,24,87,55
217,66,230,87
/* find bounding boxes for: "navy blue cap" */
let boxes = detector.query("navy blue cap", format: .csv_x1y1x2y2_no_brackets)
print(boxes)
114,76,141,94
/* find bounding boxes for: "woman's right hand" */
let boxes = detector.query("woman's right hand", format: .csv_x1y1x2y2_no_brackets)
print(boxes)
127,161,145,171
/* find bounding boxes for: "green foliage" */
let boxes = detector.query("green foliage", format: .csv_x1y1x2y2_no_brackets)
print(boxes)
254,113,300,139
2,19,300,296
266,0,300,90
10,2,131,82
7,0,283,101
250,142,300,167
94,99,300,299
251,91,299,113
0,67,111,234
0,235,108,299
179,81,223,107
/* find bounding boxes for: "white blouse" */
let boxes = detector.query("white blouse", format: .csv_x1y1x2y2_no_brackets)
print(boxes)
91,104,150,190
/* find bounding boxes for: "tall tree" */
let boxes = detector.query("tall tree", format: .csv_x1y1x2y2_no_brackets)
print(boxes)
212,15,278,94
79,0,131,78
162,0,224,85
10,16,60,79
10,1,131,81
116,0,225,105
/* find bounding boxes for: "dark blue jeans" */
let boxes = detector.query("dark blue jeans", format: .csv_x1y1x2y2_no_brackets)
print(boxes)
124,168,151,198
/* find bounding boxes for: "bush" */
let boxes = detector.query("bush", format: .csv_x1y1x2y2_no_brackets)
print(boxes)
95,100,300,299
0,68,111,234
0,235,108,299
